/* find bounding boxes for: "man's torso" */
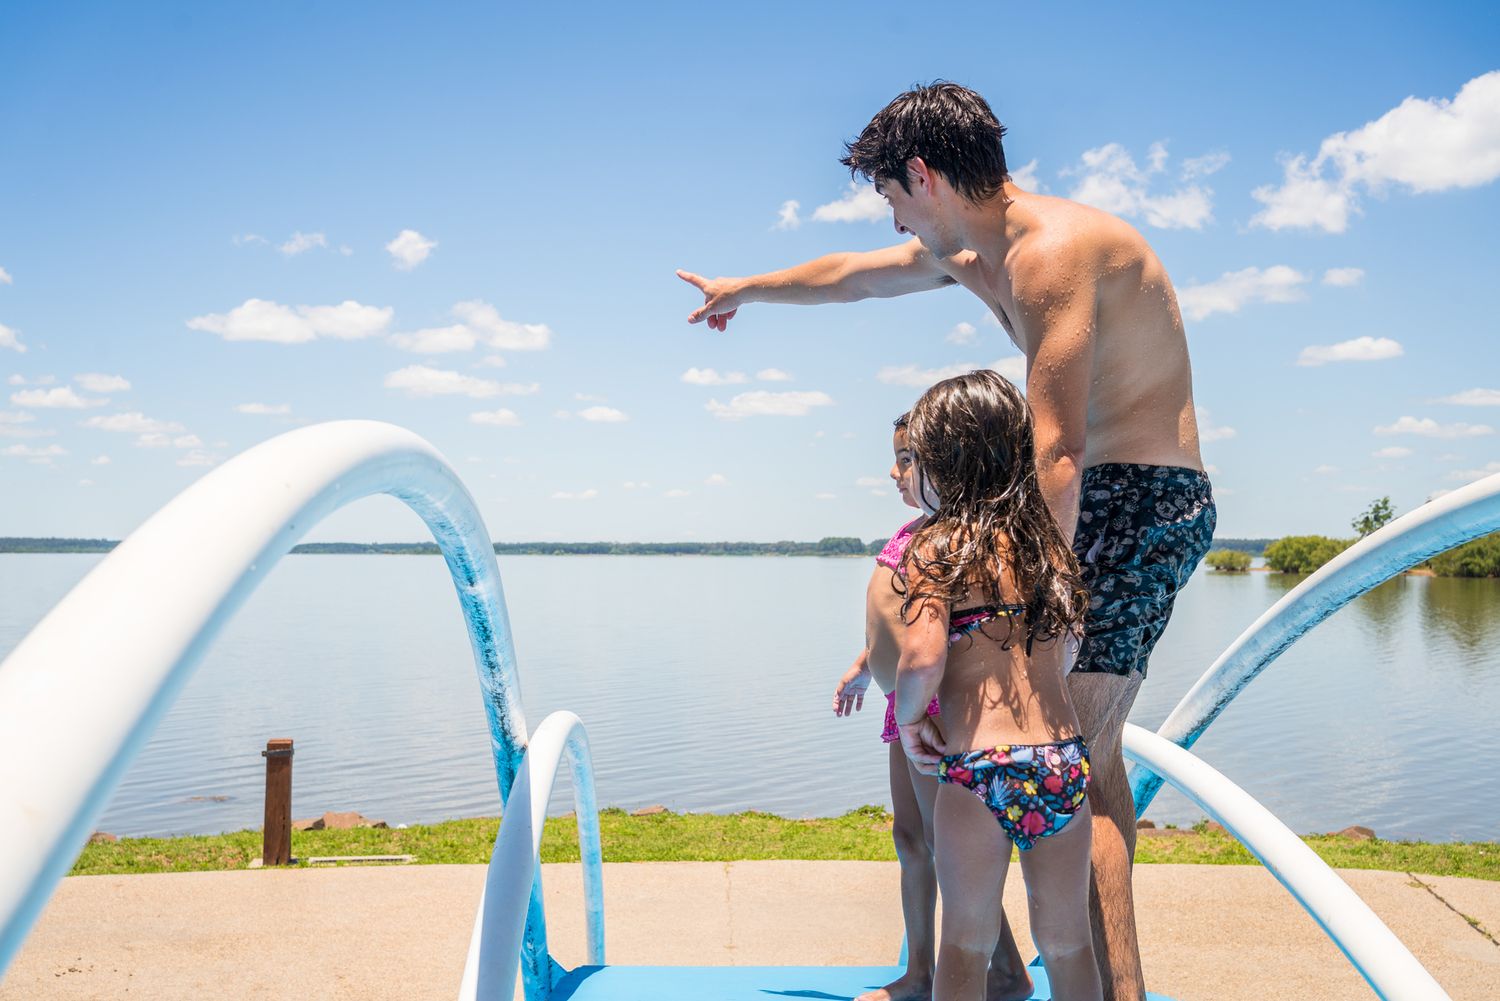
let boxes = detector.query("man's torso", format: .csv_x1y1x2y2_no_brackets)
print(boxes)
937,192,1204,473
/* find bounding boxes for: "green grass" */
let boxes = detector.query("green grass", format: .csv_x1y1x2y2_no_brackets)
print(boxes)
69,808,1500,881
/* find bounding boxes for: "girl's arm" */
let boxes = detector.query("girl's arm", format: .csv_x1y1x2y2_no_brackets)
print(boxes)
833,649,872,717
895,573,950,772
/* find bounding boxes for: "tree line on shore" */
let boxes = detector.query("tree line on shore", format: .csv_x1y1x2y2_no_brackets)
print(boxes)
1205,497,1500,578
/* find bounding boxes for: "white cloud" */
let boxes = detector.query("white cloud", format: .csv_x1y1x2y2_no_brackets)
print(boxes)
814,492,838,501
476,354,507,368
946,322,978,346
551,488,599,501
470,408,522,427
682,367,747,386
279,231,327,256
233,234,269,247
83,412,185,434
1198,407,1237,443
1181,151,1232,179
300,301,396,340
1322,267,1365,287
0,410,34,425
1375,416,1494,438
75,373,130,393
135,432,202,449
812,181,889,223
91,455,110,465
236,402,291,415
577,406,627,423
1433,388,1500,406
574,393,606,402
1449,461,1500,482
176,450,219,468
1373,446,1413,459
390,324,479,353
756,368,793,382
452,300,552,350
386,229,437,270
3,443,66,462
0,265,11,284
11,387,107,409
1252,71,1500,232
1064,142,1216,229
705,473,728,486
1177,265,1308,322
855,476,886,488
1313,464,1338,474
705,390,834,420
1297,336,1404,367
663,488,690,498
187,299,392,343
622,480,650,490
6,375,23,385
1008,159,1043,191
0,322,25,353
774,200,802,230
383,365,505,399
876,356,1026,387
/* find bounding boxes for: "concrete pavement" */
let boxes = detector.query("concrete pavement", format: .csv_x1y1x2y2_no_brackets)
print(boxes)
1,862,1495,999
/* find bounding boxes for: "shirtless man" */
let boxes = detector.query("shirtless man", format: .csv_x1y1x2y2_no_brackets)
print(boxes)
678,82,1216,1001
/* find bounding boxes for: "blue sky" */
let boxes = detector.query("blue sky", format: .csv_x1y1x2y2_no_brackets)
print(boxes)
1,2,1497,543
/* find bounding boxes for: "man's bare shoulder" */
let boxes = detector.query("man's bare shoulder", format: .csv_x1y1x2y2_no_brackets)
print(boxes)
1008,191,1155,299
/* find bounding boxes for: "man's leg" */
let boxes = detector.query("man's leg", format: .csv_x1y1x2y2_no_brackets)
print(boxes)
1067,670,1144,1001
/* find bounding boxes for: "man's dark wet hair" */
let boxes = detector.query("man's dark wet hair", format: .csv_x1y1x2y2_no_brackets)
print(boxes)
841,82,1009,204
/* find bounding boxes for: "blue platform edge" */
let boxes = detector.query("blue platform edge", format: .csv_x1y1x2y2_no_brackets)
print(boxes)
551,965,1176,1000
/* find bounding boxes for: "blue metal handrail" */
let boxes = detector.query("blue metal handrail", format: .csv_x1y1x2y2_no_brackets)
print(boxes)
0,421,554,993
459,711,605,1001
1133,472,1500,812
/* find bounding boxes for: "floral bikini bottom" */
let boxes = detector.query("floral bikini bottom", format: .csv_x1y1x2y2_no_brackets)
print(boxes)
937,737,1091,850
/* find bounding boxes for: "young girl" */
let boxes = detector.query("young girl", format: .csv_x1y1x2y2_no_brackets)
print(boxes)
833,414,1030,1001
895,371,1100,1001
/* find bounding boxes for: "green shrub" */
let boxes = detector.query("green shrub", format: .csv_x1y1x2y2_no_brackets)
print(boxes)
1263,535,1354,574
1204,549,1252,572
1428,532,1500,577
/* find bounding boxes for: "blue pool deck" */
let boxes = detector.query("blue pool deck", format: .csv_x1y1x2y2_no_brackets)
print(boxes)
551,965,1176,1000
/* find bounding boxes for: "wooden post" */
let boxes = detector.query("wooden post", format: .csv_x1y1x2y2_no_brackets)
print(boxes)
261,738,294,866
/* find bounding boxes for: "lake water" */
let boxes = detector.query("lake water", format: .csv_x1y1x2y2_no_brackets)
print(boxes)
3,554,1498,843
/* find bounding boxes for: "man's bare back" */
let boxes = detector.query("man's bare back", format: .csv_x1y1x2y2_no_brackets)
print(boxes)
931,185,1203,474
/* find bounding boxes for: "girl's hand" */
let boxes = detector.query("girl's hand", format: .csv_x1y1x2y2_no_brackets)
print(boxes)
899,716,948,775
833,653,872,717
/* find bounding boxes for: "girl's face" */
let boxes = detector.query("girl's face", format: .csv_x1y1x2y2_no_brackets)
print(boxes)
890,427,918,509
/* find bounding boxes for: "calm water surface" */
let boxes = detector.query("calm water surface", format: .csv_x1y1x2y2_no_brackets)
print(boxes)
3,554,1498,842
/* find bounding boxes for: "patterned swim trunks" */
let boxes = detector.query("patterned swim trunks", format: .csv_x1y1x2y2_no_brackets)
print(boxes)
1072,463,1216,678
937,737,1090,850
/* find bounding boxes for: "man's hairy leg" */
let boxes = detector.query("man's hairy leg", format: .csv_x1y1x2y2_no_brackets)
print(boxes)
1068,671,1146,1001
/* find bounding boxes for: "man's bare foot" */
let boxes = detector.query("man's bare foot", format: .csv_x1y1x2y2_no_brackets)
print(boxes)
985,964,1035,1001
855,971,933,1001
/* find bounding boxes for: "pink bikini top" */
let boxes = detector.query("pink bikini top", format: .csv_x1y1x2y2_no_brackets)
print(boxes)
875,517,923,576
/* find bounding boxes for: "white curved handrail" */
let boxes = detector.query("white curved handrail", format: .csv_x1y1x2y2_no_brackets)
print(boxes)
458,711,605,1001
0,421,550,986
1123,724,1450,1000
1133,472,1500,812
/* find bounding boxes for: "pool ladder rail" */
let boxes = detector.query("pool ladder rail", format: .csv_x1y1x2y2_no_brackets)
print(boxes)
4,420,1495,1000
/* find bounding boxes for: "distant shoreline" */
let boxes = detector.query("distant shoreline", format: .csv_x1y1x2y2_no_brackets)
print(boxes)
1,536,1275,557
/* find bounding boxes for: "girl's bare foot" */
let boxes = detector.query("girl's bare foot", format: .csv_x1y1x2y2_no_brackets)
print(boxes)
855,971,933,1001
986,964,1035,1001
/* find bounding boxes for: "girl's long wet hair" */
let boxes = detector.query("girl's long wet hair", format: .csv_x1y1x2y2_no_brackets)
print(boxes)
900,370,1087,651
